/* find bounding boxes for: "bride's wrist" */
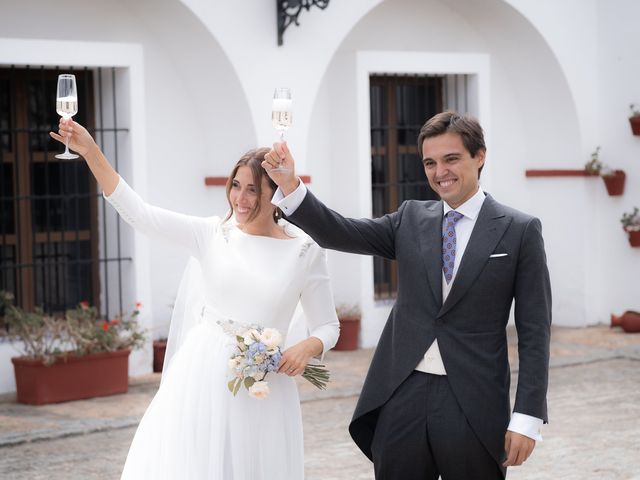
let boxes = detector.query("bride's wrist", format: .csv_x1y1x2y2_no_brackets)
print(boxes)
304,337,323,357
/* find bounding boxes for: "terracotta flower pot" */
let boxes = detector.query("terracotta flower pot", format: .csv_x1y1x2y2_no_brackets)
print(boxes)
153,340,167,373
629,116,640,136
626,229,640,247
334,316,360,351
12,349,130,405
611,311,640,333
602,170,626,196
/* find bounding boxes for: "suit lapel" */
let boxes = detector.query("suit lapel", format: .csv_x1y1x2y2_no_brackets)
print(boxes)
438,195,511,318
417,201,444,308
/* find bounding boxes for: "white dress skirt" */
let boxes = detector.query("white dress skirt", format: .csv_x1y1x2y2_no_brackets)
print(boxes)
105,177,340,480
121,316,304,479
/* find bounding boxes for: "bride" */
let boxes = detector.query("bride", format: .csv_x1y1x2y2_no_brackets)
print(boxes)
51,120,340,479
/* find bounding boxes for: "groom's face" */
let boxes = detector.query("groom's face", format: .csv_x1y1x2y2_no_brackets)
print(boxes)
422,132,485,209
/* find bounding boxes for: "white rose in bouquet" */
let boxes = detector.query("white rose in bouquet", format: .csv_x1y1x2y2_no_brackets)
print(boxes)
259,328,283,349
243,328,260,346
248,381,270,399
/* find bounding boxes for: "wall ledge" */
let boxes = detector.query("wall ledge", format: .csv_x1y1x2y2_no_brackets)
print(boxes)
525,169,597,177
205,175,311,186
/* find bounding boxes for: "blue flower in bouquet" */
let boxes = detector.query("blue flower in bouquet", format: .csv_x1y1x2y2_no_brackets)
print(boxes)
246,341,268,366
248,341,267,356
266,351,282,372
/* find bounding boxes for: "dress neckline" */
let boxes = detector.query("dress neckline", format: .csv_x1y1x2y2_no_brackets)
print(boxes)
233,225,299,241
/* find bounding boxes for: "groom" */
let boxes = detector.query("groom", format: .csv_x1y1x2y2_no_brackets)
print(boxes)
264,111,551,479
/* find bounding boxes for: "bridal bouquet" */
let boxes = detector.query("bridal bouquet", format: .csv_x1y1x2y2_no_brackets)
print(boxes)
218,319,330,399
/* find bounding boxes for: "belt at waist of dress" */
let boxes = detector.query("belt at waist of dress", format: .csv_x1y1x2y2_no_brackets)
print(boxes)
201,305,286,343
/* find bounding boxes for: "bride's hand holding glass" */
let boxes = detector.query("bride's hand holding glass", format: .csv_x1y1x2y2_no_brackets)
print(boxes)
55,74,80,159
49,118,98,158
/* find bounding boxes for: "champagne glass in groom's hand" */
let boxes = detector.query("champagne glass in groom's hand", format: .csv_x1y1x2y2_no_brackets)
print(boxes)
270,87,292,172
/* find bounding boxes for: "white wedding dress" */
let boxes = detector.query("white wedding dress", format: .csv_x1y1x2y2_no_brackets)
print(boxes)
105,177,340,480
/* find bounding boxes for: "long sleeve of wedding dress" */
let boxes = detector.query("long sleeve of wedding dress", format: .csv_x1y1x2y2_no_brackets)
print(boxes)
104,175,218,258
299,245,340,355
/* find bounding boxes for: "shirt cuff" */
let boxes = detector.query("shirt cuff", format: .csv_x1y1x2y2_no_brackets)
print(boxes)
308,324,340,362
271,179,308,215
508,412,544,442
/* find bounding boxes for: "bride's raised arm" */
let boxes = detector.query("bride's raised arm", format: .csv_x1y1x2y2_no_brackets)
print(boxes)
50,119,216,258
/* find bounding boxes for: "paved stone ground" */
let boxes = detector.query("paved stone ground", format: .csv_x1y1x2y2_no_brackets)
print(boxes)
1,326,639,479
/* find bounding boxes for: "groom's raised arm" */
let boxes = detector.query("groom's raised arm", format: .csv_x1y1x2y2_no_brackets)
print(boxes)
279,183,400,259
264,143,399,259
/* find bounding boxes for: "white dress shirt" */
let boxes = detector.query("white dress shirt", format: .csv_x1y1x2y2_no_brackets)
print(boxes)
272,180,543,441
415,187,486,375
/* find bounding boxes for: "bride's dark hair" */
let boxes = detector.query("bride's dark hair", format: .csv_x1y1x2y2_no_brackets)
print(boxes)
224,148,282,224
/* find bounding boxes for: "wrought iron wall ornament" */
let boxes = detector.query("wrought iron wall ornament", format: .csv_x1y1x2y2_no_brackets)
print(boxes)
277,0,330,46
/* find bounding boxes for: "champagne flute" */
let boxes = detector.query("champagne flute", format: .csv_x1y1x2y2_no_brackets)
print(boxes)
271,87,292,172
55,74,79,160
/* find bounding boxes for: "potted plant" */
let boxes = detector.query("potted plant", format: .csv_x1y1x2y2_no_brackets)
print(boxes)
629,104,640,136
584,146,603,176
334,303,361,351
0,291,145,405
621,207,640,247
585,146,625,196
153,337,167,373
152,302,173,372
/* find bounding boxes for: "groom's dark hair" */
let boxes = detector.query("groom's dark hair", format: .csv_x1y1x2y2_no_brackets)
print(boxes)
417,111,486,177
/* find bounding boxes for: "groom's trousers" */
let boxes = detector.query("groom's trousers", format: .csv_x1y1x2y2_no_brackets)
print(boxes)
370,371,503,480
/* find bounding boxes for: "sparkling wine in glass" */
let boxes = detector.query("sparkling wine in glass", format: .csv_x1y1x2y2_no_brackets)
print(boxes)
271,87,292,172
55,74,79,160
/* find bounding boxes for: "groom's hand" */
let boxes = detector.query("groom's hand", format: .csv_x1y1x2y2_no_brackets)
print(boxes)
262,142,300,195
503,431,535,467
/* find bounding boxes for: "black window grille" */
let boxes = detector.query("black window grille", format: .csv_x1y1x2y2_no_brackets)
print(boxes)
0,66,130,319
370,74,464,300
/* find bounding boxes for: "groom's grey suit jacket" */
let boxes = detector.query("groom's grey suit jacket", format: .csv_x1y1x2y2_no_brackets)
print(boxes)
286,190,551,465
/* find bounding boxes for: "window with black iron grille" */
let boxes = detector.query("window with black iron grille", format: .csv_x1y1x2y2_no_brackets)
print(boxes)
0,66,129,318
369,75,446,300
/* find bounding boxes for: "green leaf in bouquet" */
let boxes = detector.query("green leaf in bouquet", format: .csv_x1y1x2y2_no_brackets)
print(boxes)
236,336,248,351
227,379,236,393
244,377,255,390
232,378,242,396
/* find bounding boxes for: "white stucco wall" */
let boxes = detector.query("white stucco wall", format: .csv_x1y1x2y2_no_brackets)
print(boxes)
503,0,640,325
0,0,638,393
307,0,587,340
595,0,640,321
0,0,254,391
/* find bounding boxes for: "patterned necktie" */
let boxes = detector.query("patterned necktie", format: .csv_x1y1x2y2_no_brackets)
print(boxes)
442,210,464,284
